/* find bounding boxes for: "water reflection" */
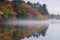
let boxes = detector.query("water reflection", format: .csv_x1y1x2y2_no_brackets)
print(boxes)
12,24,49,40
22,21,60,40
0,20,49,40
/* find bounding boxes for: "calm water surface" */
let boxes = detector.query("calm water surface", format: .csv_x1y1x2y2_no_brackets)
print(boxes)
1,19,60,40
22,20,60,40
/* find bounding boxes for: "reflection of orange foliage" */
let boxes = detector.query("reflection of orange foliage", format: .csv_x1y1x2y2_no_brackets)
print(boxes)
19,24,45,38
0,1,48,40
0,2,3,4
0,28,16,40
4,33,12,40
0,11,4,15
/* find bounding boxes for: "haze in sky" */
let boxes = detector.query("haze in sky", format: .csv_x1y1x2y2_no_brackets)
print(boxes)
24,0,60,15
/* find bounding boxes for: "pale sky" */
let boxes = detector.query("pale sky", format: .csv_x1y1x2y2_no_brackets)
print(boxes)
24,0,60,15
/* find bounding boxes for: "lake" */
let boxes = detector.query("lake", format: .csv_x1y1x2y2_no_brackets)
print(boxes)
21,19,60,40
0,19,60,40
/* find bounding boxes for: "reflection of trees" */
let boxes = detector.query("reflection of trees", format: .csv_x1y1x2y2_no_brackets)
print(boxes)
15,24,49,39
0,0,49,40
0,21,49,40
29,25,49,38
39,26,48,36
12,31,19,40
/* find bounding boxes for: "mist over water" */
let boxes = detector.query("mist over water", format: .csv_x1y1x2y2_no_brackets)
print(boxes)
2,19,60,40
3,19,60,26
20,19,60,40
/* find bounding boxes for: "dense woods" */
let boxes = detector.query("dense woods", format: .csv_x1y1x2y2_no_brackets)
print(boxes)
0,0,49,20
0,0,49,40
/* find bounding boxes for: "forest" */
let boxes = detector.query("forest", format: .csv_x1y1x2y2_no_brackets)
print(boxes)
0,0,49,40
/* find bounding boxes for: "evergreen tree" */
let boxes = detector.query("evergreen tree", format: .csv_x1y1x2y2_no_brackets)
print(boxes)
13,0,24,11
27,1,32,5
41,4,49,16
